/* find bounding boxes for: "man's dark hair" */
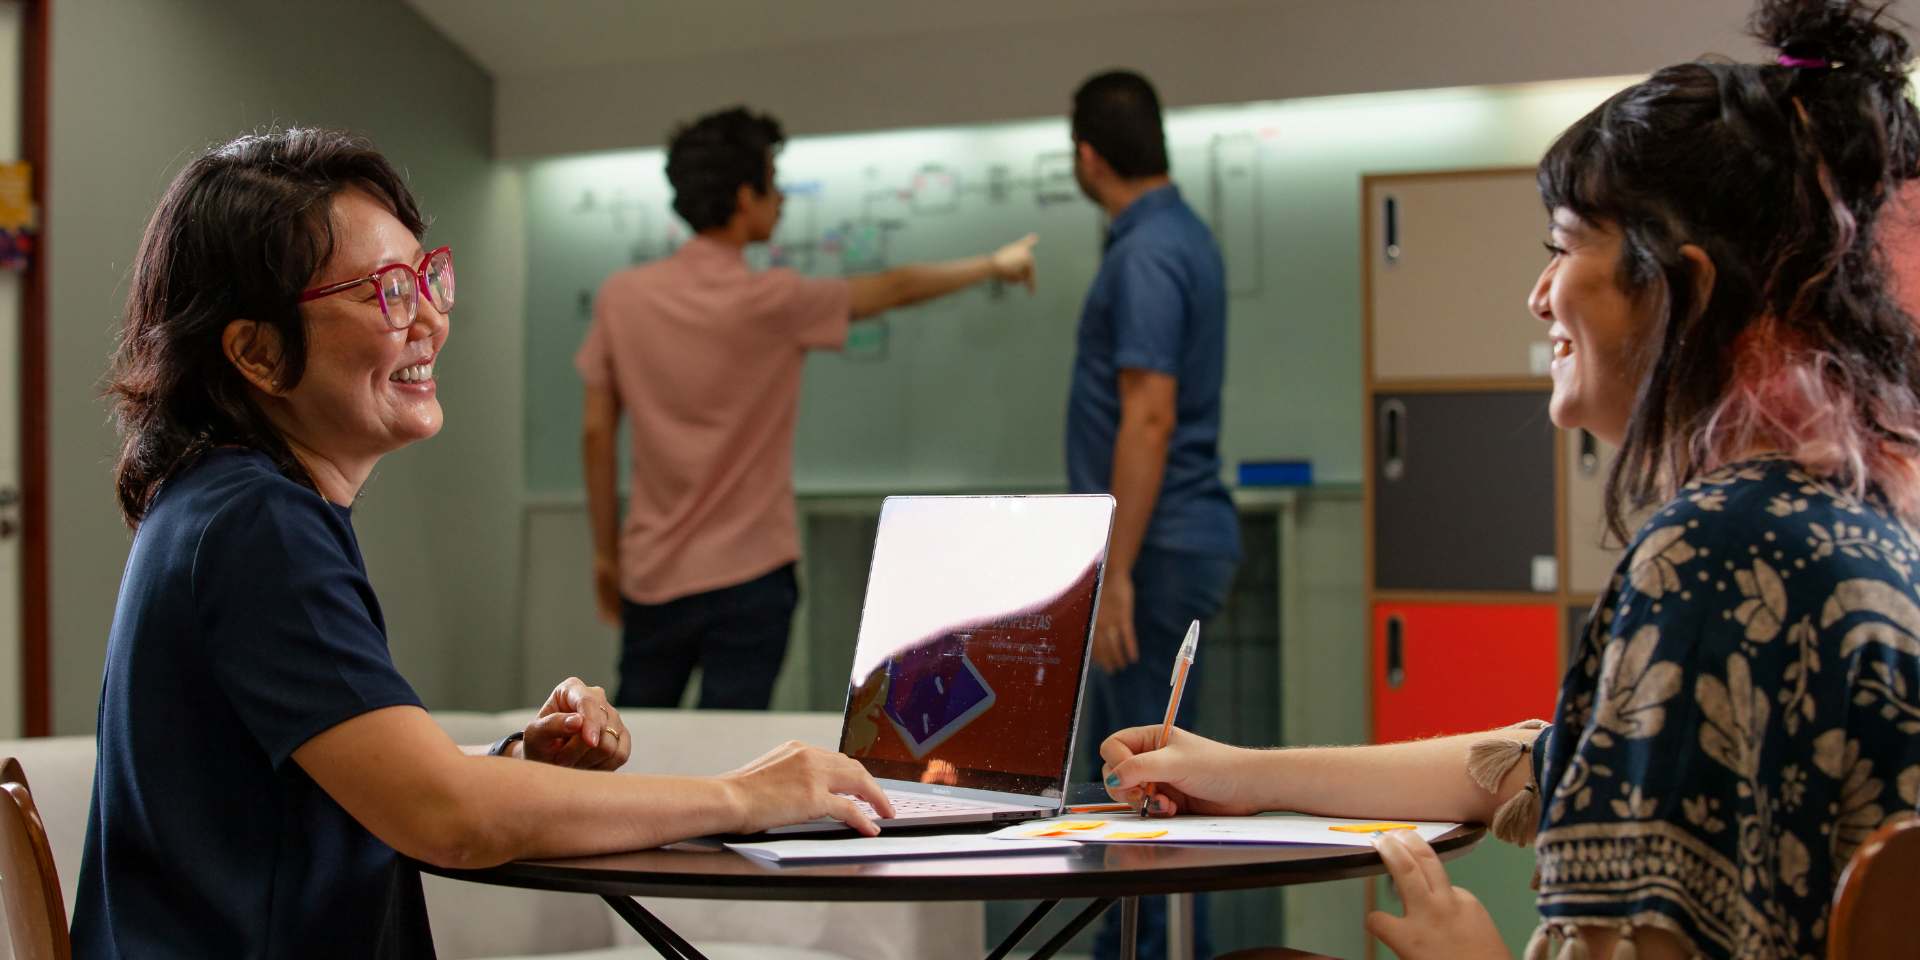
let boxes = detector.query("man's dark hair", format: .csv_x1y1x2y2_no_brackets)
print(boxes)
666,107,785,232
1071,71,1168,179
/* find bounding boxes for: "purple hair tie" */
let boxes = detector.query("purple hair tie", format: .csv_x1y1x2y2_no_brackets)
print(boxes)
1778,54,1840,68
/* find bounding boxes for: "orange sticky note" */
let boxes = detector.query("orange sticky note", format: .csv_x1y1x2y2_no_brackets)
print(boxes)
1102,830,1169,839
1018,828,1073,838
1329,822,1419,833
1056,821,1108,831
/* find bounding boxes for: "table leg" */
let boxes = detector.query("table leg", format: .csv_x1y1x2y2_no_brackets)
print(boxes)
603,895,711,960
985,899,1060,960
1119,897,1139,960
1167,892,1194,960
1022,897,1116,960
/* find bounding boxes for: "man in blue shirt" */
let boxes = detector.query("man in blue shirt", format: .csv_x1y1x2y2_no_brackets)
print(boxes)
1066,70,1241,960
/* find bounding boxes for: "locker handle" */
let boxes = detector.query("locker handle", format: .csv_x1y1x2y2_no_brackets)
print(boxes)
1380,399,1406,481
1386,615,1405,689
1579,429,1600,478
1384,195,1401,263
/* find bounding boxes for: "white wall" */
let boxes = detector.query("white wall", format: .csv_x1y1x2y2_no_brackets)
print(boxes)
46,0,522,733
493,0,1767,157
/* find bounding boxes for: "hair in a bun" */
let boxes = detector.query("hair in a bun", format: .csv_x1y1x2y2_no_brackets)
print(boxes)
1756,0,1913,77
1539,0,1920,540
1755,0,1920,181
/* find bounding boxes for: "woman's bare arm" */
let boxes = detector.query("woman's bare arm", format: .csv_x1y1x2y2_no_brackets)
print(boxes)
1100,723,1541,823
292,704,896,870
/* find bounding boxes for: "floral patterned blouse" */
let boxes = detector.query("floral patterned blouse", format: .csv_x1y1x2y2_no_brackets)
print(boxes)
1535,458,1920,959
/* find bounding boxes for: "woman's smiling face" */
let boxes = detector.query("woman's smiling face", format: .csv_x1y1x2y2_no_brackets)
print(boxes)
1530,208,1653,446
250,186,447,497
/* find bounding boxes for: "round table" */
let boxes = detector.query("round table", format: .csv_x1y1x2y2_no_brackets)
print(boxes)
422,824,1485,960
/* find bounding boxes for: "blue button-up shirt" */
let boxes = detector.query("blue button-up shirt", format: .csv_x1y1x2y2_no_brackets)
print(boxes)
1066,185,1239,558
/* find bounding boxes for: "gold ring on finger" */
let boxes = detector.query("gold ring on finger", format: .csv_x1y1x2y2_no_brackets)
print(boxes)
606,727,620,740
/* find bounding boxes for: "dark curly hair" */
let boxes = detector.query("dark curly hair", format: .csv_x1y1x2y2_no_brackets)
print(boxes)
1539,0,1920,540
107,127,426,526
665,107,784,232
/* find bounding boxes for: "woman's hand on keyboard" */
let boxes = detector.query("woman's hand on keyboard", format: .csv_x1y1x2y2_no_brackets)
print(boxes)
719,741,898,836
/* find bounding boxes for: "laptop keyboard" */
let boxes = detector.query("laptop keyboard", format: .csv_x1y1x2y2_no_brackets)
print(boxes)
842,793,993,819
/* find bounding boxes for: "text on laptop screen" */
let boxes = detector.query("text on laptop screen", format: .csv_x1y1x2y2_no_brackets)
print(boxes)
838,495,1113,796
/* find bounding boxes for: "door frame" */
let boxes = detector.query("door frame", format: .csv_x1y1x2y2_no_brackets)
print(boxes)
21,0,46,736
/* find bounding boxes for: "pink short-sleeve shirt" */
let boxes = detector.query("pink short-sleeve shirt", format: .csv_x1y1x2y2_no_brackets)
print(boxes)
575,236,850,604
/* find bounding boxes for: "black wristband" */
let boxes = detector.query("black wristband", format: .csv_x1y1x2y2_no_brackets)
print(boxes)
487,730,525,758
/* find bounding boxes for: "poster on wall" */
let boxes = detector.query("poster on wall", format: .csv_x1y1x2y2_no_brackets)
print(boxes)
0,161,35,271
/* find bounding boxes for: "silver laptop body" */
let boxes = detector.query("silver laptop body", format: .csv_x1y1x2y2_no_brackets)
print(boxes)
766,494,1115,835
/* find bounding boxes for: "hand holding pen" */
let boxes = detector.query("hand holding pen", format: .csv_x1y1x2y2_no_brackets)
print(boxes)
1136,620,1200,817
1096,723,1263,818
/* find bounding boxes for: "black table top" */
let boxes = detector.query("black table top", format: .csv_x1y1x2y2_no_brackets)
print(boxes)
420,824,1486,902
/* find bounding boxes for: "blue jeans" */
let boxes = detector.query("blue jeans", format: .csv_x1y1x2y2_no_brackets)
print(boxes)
616,564,796,710
1085,546,1239,960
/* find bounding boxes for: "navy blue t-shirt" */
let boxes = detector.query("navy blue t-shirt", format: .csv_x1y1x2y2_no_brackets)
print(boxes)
1067,185,1240,557
71,448,432,960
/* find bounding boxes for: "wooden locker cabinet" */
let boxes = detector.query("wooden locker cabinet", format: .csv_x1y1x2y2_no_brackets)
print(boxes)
1372,603,1560,743
1373,390,1556,593
1367,170,1552,381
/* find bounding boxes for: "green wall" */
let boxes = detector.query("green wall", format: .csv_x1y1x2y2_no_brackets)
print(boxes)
47,0,519,729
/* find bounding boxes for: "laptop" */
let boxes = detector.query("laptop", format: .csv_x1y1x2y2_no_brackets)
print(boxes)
766,494,1115,835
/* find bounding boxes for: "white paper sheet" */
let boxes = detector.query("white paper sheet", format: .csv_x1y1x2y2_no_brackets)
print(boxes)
726,834,1081,864
987,814,1461,846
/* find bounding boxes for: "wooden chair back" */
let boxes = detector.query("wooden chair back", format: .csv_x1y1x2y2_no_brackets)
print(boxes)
1829,815,1920,959
0,758,69,960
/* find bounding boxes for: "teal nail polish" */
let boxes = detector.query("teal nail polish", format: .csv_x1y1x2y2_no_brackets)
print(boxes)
1105,773,1121,787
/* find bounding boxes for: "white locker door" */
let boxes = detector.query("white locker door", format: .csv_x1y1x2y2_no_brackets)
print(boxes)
1368,169,1554,382
1565,429,1653,597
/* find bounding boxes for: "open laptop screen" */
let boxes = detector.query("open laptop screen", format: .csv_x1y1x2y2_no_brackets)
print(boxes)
838,495,1114,798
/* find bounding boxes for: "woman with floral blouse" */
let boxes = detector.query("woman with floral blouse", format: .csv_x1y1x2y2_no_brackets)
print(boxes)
1097,1,1920,958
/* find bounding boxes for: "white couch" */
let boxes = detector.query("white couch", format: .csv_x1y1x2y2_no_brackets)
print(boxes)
0,708,983,960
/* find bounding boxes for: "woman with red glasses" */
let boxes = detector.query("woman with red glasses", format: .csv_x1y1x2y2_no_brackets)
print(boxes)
72,128,894,960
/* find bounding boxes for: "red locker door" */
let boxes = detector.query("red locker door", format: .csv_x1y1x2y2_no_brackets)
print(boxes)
1373,603,1560,743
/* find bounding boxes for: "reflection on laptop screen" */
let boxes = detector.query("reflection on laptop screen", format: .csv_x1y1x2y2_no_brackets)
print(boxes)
838,495,1114,798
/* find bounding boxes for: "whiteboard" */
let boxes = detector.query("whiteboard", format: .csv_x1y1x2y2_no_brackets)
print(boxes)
521,77,1635,495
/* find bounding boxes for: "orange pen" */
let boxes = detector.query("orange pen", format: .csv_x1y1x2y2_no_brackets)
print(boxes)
1137,620,1200,819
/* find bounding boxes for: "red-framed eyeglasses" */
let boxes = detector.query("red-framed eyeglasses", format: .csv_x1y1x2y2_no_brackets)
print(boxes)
299,246,454,329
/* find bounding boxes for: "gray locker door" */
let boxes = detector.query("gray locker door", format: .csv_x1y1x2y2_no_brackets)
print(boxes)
1374,391,1556,592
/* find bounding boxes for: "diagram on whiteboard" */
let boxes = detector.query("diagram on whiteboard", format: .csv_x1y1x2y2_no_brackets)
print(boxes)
543,138,1266,324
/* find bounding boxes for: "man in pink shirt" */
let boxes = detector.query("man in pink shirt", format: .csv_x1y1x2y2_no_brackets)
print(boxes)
577,107,1037,709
